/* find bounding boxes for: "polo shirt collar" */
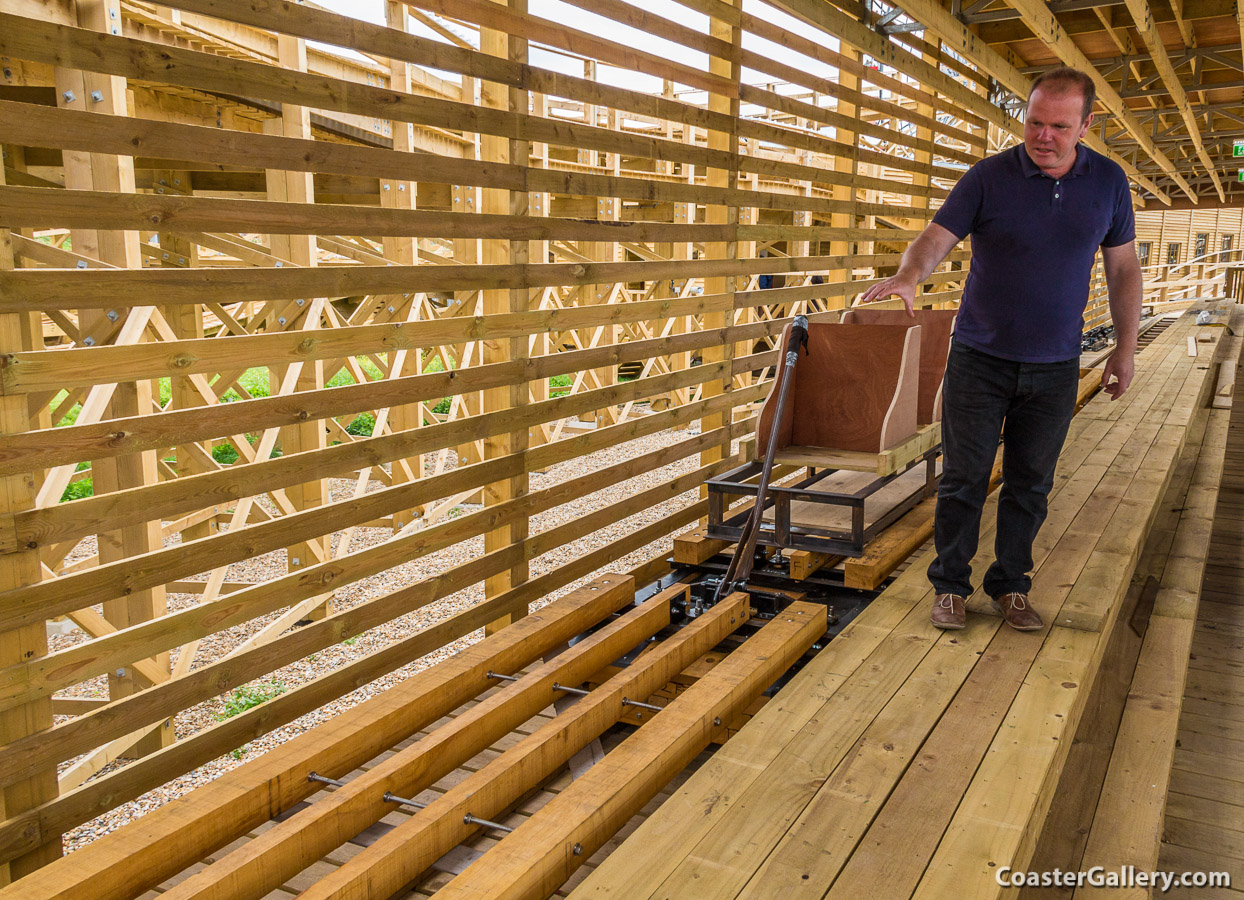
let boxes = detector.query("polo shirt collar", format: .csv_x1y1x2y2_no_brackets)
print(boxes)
1018,143,1091,178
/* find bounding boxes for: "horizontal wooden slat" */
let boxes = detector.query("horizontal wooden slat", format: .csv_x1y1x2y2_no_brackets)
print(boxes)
0,248,970,310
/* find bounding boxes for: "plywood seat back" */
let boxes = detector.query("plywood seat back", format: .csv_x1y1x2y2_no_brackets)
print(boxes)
756,322,921,457
841,307,958,424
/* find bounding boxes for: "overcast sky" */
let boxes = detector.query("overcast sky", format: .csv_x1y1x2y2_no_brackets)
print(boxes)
313,0,853,99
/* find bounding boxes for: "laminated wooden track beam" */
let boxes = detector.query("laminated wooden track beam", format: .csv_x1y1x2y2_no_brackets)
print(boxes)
155,582,686,900
291,591,753,900
435,600,825,900
0,575,635,900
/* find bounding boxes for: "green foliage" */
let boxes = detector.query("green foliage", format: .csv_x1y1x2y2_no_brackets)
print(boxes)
212,443,240,465
345,412,375,436
60,478,93,502
550,373,573,398
217,681,286,721
342,635,359,647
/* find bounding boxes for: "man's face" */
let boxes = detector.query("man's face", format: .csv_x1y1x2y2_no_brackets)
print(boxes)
1024,87,1093,176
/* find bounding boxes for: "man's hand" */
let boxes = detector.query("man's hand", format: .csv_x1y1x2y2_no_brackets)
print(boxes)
858,276,917,317
855,223,959,318
1101,350,1134,400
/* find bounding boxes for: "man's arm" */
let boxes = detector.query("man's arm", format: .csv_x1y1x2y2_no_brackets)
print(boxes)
858,222,961,316
1100,241,1143,400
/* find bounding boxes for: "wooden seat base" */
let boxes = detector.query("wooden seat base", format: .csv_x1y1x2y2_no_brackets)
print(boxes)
773,422,941,477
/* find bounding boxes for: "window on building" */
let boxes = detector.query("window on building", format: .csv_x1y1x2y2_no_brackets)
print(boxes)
1195,233,1209,258
1137,242,1151,266
1167,242,1181,266
1224,234,1235,254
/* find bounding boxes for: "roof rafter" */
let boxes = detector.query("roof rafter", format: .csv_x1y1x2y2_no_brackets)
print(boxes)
1000,0,1199,201
887,0,1173,202
1119,0,1226,200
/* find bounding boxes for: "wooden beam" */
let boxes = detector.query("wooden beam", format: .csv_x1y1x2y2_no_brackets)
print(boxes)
1000,0,1198,202
298,590,750,900
0,576,635,896
158,582,674,900
1119,0,1226,201
433,600,826,900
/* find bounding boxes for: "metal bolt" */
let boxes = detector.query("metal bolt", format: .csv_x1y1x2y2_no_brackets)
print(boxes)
398,184,405,191
383,183,391,191
90,90,103,103
387,306,395,313
713,717,722,726
62,90,76,103
105,309,118,322
274,261,283,267
463,813,513,834
83,336,96,346
573,843,583,856
291,557,301,566
115,668,126,678
109,7,117,17
295,298,304,306
307,772,345,787
162,252,170,260
383,791,425,809
76,260,88,269
278,316,287,325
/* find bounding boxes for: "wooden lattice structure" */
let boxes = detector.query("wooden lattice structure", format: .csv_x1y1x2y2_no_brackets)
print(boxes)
0,0,1242,895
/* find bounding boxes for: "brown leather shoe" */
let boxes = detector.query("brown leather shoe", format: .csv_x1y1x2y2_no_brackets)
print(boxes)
992,592,1043,631
931,593,966,630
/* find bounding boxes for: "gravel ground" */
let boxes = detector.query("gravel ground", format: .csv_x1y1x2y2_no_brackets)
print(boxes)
53,421,732,853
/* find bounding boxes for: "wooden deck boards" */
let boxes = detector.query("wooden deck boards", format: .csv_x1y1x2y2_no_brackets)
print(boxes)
574,306,1239,900
1157,322,1244,898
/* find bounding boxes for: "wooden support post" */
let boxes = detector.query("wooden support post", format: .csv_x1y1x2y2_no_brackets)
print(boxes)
481,0,530,633
154,169,213,542
0,165,60,884
265,32,330,618
700,0,741,495
55,0,173,759
382,0,424,531
828,46,859,309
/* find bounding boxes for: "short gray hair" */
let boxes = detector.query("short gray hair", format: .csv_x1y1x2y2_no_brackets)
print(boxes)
1030,67,1096,122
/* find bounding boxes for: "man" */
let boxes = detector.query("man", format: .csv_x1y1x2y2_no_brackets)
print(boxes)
859,67,1142,632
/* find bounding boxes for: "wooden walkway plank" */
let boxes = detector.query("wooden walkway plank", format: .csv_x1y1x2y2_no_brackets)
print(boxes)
822,396,1188,900
910,627,1099,900
1019,403,1215,893
435,602,827,900
574,318,1210,900
747,394,1182,900
1155,330,1244,895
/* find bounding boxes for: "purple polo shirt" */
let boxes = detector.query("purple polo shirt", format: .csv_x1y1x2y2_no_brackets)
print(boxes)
932,143,1135,363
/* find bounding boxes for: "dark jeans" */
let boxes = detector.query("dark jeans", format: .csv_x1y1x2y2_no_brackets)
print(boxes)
928,341,1079,599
